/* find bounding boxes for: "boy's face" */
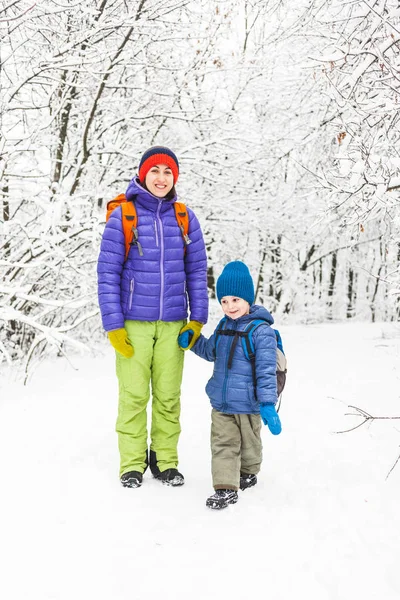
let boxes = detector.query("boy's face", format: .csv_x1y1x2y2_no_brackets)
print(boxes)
221,296,250,320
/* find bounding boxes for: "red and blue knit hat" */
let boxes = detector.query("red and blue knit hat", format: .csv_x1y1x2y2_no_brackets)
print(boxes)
138,146,179,184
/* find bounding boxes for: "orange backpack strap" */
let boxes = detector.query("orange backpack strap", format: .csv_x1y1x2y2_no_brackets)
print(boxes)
173,202,191,252
106,196,188,261
106,193,141,261
121,200,142,260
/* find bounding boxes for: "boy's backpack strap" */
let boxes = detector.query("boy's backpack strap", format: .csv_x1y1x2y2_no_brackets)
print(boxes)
242,320,268,358
173,202,191,253
242,320,287,410
214,318,266,364
242,320,269,394
215,318,249,369
214,316,228,358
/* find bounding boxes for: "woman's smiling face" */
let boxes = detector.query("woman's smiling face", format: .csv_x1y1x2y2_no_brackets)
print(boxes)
145,164,174,197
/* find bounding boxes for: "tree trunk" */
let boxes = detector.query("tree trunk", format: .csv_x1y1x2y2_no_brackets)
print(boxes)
255,246,267,303
206,241,215,298
2,180,9,257
347,267,354,319
269,235,282,304
318,258,323,299
207,265,216,298
274,234,282,303
327,251,337,319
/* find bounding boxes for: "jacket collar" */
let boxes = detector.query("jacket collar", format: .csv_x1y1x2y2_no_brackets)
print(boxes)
223,305,274,328
126,176,177,213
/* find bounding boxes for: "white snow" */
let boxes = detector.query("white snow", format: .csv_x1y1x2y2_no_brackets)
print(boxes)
0,322,399,600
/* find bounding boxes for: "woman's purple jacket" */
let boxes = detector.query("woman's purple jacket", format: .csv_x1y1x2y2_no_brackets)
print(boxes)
97,178,209,331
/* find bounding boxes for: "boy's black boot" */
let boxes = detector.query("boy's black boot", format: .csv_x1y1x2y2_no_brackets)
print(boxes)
240,473,257,491
206,489,238,510
150,450,184,487
120,471,143,488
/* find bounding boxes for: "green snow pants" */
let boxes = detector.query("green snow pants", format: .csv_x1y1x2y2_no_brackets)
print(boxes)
115,320,185,477
211,409,263,491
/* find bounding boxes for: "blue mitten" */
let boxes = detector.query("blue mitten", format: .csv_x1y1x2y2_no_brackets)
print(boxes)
178,330,193,350
178,321,203,350
260,403,282,435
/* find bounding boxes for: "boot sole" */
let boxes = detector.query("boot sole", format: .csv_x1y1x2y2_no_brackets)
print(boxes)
121,481,142,488
157,476,185,487
121,477,142,488
206,496,238,510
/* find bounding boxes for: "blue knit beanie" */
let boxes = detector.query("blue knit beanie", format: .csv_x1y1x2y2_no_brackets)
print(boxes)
216,261,255,306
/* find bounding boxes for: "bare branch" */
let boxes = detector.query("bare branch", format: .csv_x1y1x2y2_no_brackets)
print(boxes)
336,404,400,434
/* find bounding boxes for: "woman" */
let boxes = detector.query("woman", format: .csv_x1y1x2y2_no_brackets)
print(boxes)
97,146,208,488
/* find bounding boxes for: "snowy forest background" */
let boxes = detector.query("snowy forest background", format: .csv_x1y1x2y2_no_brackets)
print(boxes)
1,0,399,375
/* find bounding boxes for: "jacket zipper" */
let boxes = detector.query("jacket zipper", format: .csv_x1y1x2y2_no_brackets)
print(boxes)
128,279,134,310
222,320,237,412
157,200,164,320
154,219,159,247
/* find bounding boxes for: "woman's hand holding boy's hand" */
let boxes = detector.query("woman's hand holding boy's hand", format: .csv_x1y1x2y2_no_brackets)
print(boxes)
108,328,134,358
260,403,282,435
178,321,203,350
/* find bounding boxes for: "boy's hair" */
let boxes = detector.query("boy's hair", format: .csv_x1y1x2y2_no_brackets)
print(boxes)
216,261,254,306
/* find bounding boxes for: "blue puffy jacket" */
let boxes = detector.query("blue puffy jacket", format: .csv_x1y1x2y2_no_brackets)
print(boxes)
192,305,278,414
97,177,208,331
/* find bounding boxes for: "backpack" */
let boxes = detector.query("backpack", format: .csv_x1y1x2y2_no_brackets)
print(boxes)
215,318,287,412
106,193,191,262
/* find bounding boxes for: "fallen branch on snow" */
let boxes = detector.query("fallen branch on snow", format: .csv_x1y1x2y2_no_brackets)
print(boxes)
336,405,400,479
336,405,400,435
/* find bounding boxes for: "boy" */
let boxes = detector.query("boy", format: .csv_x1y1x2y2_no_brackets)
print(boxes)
178,261,281,509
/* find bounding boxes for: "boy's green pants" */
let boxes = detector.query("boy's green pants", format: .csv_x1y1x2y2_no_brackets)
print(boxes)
115,320,185,477
211,409,263,491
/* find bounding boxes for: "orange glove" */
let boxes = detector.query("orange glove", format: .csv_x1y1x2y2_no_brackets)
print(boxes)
178,321,203,351
108,328,134,358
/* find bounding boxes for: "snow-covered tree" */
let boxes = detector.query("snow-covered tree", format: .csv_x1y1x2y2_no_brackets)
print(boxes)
1,0,399,374
307,0,400,317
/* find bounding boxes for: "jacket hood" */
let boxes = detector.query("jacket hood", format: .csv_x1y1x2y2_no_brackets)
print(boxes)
249,304,274,324
125,176,177,212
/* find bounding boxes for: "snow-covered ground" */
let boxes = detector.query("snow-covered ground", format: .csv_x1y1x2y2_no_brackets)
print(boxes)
1,322,399,600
